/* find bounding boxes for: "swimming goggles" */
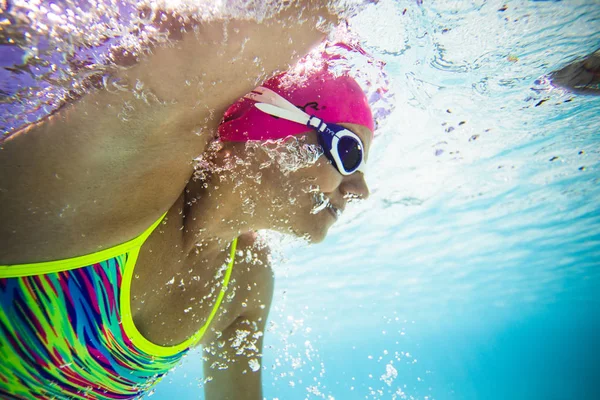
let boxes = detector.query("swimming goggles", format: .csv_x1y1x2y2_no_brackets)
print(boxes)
245,86,366,176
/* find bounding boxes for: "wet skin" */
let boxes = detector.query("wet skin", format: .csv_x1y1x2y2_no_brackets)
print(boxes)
0,3,347,399
130,122,373,349
0,2,339,265
279,123,373,243
550,48,600,94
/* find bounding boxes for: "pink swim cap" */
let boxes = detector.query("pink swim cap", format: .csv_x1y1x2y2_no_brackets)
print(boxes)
218,64,374,142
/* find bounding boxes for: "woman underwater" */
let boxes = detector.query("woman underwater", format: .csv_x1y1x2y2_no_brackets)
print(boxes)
0,2,380,399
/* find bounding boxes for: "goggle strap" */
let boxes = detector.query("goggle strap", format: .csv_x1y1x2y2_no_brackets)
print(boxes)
245,86,301,114
250,87,330,134
307,116,327,132
254,103,312,126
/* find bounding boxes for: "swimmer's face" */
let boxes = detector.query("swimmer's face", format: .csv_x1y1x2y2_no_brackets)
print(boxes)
278,123,372,243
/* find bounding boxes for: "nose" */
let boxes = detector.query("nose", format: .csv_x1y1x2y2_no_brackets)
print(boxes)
340,172,370,200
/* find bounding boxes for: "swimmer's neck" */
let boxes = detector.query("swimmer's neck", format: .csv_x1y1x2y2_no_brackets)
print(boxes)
180,167,276,255
181,176,251,253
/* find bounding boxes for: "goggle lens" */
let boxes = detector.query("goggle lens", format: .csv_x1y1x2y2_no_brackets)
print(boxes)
338,136,363,172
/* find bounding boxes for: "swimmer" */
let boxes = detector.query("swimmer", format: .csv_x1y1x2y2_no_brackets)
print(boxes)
549,48,600,95
0,3,377,399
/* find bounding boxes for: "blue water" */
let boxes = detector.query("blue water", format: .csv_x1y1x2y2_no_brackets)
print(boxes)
2,0,599,399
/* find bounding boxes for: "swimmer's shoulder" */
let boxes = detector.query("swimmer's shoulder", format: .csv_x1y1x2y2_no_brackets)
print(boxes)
235,232,274,281
232,232,275,314
0,3,337,264
200,232,274,343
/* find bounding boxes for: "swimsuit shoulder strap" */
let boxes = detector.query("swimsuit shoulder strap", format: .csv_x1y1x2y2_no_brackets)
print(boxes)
190,237,238,347
122,237,239,356
0,212,168,277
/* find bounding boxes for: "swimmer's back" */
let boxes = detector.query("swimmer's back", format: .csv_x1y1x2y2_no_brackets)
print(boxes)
0,3,337,264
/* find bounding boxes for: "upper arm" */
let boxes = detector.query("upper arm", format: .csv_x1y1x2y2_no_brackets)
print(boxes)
202,237,274,400
0,2,338,263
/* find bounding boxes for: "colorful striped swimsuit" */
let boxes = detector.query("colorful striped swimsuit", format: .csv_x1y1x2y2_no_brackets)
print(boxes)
0,215,238,399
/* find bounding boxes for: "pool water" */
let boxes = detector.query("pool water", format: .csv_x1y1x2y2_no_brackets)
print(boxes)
2,0,599,399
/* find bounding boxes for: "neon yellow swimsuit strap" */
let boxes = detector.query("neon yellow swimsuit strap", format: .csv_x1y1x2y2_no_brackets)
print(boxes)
191,237,238,346
0,213,168,278
122,237,238,356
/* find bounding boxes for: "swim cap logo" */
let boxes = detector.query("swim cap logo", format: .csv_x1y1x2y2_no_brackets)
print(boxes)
297,102,323,113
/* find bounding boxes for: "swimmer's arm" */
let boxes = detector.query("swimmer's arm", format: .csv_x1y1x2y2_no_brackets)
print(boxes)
549,48,600,94
0,2,339,263
203,253,274,400
128,0,341,133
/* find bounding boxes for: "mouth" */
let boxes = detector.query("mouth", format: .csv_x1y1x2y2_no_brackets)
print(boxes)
310,192,343,220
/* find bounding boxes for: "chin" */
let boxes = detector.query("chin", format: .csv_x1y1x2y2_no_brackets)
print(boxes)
304,219,332,244
307,230,328,244
284,208,334,243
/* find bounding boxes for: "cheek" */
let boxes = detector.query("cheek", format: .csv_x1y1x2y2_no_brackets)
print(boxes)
280,159,342,210
298,167,337,195
312,161,342,192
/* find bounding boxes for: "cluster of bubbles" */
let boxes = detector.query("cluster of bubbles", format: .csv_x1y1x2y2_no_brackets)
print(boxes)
152,242,272,383
310,191,331,215
1,0,385,135
192,136,330,221
200,251,273,379
246,136,323,176
278,30,396,135
192,136,322,180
